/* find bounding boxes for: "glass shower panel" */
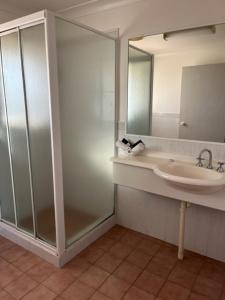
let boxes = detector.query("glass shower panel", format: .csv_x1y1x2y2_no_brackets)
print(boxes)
20,24,56,246
1,31,34,234
0,47,15,224
56,18,115,246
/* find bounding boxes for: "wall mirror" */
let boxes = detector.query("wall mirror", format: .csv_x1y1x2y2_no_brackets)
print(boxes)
127,23,225,143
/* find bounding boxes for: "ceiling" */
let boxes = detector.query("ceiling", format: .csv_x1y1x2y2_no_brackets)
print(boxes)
130,24,225,55
0,0,137,23
0,0,94,13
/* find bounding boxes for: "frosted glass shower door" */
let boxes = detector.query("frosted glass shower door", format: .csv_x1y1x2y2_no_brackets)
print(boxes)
1,31,34,234
0,46,15,225
56,18,115,246
20,24,56,246
0,24,56,246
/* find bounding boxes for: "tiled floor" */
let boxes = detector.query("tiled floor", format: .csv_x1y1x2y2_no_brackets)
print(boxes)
0,226,225,299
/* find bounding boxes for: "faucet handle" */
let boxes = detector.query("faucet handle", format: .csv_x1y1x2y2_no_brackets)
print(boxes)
217,162,225,173
196,156,205,167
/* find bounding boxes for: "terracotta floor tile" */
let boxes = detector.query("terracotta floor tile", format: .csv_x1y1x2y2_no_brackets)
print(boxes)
26,261,57,283
22,284,56,300
1,226,225,300
5,274,38,299
0,290,15,300
64,257,91,278
61,280,95,300
192,275,223,300
79,265,109,289
43,269,75,294
199,262,225,284
144,235,165,245
0,262,22,287
80,247,104,264
99,275,130,300
0,245,27,263
126,228,149,239
188,293,211,300
220,288,225,300
168,266,197,289
95,253,122,273
124,286,155,300
221,287,225,300
0,257,9,267
146,257,174,279
176,256,203,274
134,270,165,295
0,238,15,253
126,249,151,269
120,232,142,248
205,257,225,269
109,242,133,259
154,246,178,266
157,244,177,253
91,237,114,251
113,261,142,284
158,281,190,300
137,239,161,257
13,252,43,272
153,255,177,270
103,225,127,241
90,291,111,299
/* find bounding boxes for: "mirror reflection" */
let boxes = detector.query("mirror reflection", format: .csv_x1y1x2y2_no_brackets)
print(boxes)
127,24,225,143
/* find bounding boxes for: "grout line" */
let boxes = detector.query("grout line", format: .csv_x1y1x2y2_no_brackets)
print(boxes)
187,259,205,300
61,229,129,299
120,238,165,298
88,228,144,299
2,226,225,299
152,248,178,297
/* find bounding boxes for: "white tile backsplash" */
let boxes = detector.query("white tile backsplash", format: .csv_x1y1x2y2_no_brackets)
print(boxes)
118,122,225,162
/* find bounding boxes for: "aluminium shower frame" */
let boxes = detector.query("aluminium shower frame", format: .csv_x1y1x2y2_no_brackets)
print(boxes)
0,10,118,266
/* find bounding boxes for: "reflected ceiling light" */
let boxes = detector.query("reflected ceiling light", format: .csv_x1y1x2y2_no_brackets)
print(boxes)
163,25,216,41
129,36,144,41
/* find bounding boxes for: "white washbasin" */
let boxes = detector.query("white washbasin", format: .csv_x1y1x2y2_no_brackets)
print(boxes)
154,162,225,192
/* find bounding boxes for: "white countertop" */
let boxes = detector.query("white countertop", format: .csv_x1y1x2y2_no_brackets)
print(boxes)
112,151,196,170
112,152,225,212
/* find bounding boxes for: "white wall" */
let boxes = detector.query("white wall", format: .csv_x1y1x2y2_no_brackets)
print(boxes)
151,47,225,137
62,0,225,262
153,47,225,114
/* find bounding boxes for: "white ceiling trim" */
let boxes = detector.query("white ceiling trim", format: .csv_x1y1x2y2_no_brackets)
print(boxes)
58,0,144,17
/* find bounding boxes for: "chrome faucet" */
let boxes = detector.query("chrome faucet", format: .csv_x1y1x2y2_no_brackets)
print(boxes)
217,162,225,173
196,149,213,169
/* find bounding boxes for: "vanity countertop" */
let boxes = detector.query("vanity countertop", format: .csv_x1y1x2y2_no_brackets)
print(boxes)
112,152,225,212
112,151,196,170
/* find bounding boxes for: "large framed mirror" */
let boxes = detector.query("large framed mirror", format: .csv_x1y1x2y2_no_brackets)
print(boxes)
127,23,225,143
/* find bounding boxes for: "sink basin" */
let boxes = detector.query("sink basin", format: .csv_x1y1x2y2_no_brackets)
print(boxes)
154,162,225,192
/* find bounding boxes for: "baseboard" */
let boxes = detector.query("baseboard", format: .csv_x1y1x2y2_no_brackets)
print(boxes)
0,222,59,266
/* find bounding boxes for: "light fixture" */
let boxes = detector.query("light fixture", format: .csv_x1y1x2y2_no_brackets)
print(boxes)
163,25,216,41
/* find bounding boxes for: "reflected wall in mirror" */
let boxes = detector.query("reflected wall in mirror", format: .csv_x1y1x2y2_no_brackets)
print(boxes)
127,24,225,143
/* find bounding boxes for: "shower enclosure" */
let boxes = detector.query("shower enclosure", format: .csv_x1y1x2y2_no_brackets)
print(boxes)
0,10,116,266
